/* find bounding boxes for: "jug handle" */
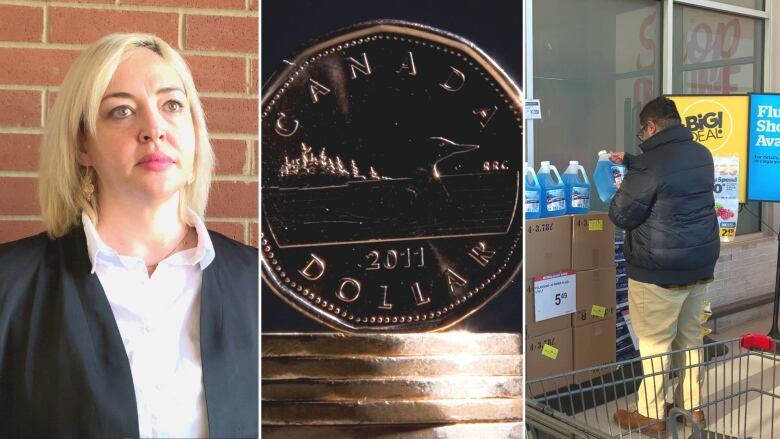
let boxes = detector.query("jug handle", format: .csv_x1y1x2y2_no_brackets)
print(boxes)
550,165,562,184
578,165,590,184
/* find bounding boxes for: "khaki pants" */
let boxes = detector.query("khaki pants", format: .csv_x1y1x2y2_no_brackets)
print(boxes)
628,279,707,419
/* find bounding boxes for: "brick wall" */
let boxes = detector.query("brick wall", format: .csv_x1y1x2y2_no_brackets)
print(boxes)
707,237,778,330
0,0,258,246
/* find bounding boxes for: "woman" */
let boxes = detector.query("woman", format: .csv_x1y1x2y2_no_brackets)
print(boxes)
0,34,258,437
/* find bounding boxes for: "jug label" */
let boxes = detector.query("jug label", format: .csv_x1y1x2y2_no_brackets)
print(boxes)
570,187,590,208
611,165,625,184
525,191,540,213
545,188,565,212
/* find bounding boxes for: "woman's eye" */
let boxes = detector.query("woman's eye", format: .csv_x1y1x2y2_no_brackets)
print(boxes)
164,100,184,112
109,106,133,119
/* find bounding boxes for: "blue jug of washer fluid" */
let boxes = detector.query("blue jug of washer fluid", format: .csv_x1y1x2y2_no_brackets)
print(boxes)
563,160,590,214
593,150,627,203
537,161,565,218
525,162,541,220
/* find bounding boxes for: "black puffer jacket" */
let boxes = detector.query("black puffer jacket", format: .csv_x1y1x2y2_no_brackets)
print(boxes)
609,123,720,286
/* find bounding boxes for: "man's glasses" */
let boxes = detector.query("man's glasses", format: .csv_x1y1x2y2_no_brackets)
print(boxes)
635,125,646,142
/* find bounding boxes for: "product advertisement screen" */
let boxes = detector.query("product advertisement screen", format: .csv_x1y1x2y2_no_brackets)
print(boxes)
747,93,780,202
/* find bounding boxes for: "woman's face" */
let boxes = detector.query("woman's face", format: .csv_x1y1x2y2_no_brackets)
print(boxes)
78,48,196,208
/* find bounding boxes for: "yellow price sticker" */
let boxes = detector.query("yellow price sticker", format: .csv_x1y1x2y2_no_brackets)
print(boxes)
591,305,606,317
588,219,604,231
541,344,559,360
720,227,736,238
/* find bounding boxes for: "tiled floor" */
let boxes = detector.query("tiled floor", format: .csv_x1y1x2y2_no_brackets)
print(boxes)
715,313,776,340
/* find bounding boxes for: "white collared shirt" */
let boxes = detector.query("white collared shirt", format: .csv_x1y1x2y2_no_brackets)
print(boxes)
82,210,215,438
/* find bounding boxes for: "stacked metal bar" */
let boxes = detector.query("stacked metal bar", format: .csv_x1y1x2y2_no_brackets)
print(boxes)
262,333,523,438
614,227,640,362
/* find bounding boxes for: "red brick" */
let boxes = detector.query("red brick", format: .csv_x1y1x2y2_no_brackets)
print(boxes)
0,177,39,216
205,220,245,243
0,48,78,86
54,0,114,4
249,58,258,94
0,220,44,245
251,140,257,175
50,8,178,47
212,139,247,175
249,222,257,247
0,5,43,42
185,15,257,53
185,55,245,93
0,90,41,128
249,0,257,11
202,97,257,134
0,134,41,172
207,181,257,217
121,0,245,8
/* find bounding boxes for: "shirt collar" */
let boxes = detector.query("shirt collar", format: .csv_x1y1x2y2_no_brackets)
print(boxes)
82,209,216,274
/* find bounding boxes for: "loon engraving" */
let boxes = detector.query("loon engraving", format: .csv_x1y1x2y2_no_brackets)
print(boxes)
424,137,480,179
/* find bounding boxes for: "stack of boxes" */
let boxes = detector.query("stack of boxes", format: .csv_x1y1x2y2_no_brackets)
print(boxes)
526,213,617,387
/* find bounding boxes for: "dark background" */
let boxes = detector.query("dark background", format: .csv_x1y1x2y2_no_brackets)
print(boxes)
261,0,523,332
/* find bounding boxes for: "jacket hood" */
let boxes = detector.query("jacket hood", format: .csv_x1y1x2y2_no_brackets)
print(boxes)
639,123,693,153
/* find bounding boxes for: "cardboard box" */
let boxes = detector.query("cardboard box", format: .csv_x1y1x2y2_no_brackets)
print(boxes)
526,216,573,337
526,326,574,392
572,316,617,383
526,275,572,337
526,216,572,276
572,213,615,271
572,267,617,328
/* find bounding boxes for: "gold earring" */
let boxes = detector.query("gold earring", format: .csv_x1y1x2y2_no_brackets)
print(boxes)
82,168,95,202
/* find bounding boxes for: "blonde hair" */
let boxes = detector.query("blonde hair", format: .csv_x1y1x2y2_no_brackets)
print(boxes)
39,33,214,238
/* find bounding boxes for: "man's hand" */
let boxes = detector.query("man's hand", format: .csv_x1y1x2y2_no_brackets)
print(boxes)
613,181,622,190
609,151,625,164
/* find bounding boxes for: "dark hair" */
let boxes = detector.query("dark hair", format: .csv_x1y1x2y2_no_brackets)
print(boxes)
640,96,681,130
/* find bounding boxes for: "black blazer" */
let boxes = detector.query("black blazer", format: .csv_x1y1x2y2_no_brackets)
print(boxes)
0,228,258,438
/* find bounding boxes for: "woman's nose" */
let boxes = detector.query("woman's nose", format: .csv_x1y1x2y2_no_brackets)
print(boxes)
138,107,166,143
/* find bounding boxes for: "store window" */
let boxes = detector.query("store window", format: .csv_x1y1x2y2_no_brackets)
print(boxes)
712,0,764,9
531,0,765,233
673,5,764,234
532,0,661,213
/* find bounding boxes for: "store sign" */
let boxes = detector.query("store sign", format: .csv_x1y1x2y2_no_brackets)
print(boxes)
533,271,576,322
525,99,542,120
747,94,780,202
669,95,749,202
713,156,739,242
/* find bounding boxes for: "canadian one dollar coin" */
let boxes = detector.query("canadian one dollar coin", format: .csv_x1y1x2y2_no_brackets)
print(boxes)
261,21,522,332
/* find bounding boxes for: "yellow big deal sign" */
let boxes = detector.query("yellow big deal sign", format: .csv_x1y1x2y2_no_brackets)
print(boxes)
668,95,749,202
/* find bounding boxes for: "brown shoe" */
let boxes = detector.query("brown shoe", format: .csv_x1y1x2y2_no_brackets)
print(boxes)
664,403,705,426
689,410,705,427
613,409,667,433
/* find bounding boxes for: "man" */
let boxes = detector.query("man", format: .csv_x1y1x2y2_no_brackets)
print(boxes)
609,96,720,434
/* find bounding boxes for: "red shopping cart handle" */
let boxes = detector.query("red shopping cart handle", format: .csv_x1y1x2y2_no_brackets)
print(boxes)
741,333,775,351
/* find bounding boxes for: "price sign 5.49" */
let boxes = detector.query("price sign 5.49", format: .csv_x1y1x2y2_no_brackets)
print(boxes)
534,271,577,322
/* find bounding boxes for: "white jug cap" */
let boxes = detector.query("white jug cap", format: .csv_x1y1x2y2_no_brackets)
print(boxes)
598,149,608,156
540,160,550,165
569,160,579,165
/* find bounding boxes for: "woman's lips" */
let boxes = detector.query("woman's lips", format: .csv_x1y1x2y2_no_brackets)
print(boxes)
137,152,174,171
